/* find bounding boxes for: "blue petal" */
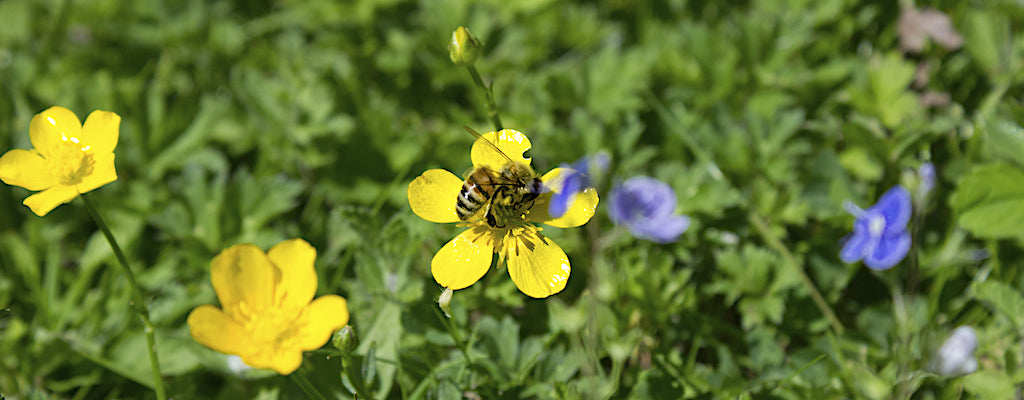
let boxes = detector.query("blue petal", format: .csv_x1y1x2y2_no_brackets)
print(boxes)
610,176,685,244
548,172,582,218
851,212,871,234
623,177,677,219
839,233,869,263
630,215,691,244
607,183,634,225
872,185,912,235
572,153,609,179
864,232,911,270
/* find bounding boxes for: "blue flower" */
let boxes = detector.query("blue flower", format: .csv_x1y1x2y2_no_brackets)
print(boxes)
840,185,912,270
549,153,609,218
608,176,690,244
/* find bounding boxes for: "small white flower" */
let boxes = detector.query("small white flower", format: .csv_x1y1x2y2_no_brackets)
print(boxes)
933,326,978,376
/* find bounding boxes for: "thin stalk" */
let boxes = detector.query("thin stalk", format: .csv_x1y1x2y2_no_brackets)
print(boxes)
290,369,328,400
466,65,502,131
340,354,374,400
889,280,913,400
748,211,845,335
977,80,1011,118
80,193,166,400
432,306,473,391
433,306,473,366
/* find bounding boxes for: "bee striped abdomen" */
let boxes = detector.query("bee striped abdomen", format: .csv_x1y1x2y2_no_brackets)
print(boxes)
456,168,496,221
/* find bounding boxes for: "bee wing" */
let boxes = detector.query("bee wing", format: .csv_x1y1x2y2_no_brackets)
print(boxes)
467,128,533,168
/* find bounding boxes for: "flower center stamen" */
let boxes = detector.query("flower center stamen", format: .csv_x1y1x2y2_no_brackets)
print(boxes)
234,301,302,352
868,213,886,237
54,139,95,186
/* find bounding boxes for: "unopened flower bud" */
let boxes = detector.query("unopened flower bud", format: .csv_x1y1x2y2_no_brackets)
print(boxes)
438,287,454,318
933,325,978,376
917,162,935,199
332,325,359,354
449,26,481,66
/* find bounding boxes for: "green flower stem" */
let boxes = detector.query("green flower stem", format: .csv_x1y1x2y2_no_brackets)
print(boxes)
290,368,328,400
748,211,845,335
466,65,503,132
80,193,166,400
432,306,473,367
340,354,374,400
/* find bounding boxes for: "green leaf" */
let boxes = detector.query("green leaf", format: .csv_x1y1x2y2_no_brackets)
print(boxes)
963,10,1010,78
972,280,1024,330
950,162,1024,238
981,118,1024,167
963,370,1016,400
838,146,883,182
0,0,31,43
356,301,401,400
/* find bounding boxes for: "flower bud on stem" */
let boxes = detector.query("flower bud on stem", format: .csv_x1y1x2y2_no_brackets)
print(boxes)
449,27,481,66
449,26,502,131
333,325,360,354
438,287,453,318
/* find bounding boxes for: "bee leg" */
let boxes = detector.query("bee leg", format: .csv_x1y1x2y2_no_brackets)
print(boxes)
486,212,500,228
484,202,503,228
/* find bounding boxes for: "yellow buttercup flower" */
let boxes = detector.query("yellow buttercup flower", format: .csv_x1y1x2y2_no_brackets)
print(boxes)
187,239,349,375
408,129,598,298
0,106,120,216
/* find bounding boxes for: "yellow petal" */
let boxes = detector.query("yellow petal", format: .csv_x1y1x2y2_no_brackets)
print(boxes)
291,295,349,350
505,228,570,298
211,244,279,314
80,110,120,154
432,225,495,290
408,169,463,223
267,239,317,312
242,348,303,375
471,129,532,170
75,152,117,194
187,304,252,356
527,168,599,228
0,149,56,191
30,106,82,159
23,184,78,216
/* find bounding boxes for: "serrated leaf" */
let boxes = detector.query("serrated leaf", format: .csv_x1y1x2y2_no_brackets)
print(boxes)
981,118,1024,167
950,162,1024,238
972,280,1024,330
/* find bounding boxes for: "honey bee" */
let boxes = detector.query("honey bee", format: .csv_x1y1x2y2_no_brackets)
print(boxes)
456,127,544,228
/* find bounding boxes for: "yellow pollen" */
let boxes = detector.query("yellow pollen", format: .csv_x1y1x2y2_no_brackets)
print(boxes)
53,140,95,185
234,301,302,353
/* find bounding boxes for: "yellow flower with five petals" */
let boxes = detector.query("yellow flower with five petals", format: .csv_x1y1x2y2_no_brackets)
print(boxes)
187,239,349,375
0,106,120,216
408,129,598,298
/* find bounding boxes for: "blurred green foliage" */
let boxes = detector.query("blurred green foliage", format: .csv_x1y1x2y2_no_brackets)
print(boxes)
2,0,1024,398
